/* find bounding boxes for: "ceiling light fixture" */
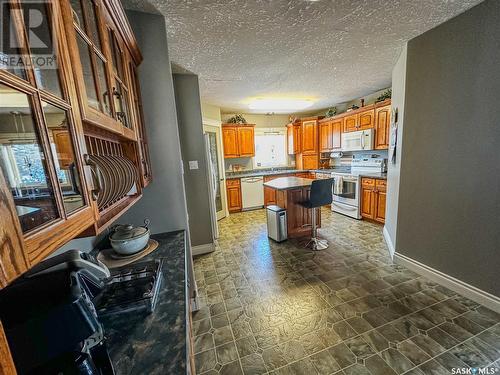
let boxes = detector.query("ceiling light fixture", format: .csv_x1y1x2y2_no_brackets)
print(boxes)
248,98,314,112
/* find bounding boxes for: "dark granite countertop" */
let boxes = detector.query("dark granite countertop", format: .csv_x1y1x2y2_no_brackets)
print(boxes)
99,230,188,375
357,172,387,179
226,167,350,178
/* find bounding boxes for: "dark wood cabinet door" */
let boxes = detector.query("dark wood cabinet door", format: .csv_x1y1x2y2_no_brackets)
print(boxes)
301,120,317,154
375,105,391,150
331,119,342,150
222,126,239,158
319,122,332,152
238,126,255,157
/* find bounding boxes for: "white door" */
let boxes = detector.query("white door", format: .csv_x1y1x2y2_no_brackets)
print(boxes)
203,125,226,220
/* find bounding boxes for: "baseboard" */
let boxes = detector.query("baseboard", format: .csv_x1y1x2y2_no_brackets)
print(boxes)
394,252,500,313
191,242,215,256
383,226,395,259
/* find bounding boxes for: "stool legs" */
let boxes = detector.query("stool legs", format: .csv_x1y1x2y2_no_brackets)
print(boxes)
304,207,328,251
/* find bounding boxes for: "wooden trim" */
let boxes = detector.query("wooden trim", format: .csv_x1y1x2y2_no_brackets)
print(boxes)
394,252,500,314
102,0,142,64
0,321,17,375
25,206,94,265
0,168,28,289
221,123,256,127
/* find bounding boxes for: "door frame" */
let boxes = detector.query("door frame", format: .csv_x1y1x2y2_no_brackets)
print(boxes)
203,120,228,219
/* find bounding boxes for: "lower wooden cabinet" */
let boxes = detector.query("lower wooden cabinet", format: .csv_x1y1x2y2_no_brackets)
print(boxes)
263,175,278,206
226,179,242,212
361,178,386,223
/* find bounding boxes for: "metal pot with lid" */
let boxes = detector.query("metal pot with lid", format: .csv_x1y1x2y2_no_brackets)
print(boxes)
110,219,150,255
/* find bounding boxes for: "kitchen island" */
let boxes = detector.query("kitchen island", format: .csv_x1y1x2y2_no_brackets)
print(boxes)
263,177,320,238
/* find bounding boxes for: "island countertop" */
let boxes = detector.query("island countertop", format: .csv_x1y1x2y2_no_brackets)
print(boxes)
263,176,314,190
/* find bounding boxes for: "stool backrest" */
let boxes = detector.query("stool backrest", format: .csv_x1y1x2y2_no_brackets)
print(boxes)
310,178,334,207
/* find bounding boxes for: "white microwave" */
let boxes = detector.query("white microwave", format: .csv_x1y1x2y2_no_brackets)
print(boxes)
341,129,375,152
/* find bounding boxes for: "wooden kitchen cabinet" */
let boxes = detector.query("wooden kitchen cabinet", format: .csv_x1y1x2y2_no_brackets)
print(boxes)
375,101,391,149
295,117,321,170
319,118,342,152
301,120,318,154
222,126,239,158
343,113,358,133
358,110,375,130
226,179,242,212
331,118,342,150
287,122,301,154
301,155,319,170
222,124,255,158
0,0,149,290
319,121,331,152
238,126,255,157
361,178,386,223
342,107,375,133
263,175,278,206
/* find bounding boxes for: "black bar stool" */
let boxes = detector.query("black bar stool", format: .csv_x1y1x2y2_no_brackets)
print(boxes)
299,178,334,250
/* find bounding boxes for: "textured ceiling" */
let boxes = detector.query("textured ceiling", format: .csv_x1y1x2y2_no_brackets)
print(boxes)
123,0,483,113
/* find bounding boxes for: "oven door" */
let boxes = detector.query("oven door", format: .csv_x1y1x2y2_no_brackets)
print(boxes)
332,176,359,206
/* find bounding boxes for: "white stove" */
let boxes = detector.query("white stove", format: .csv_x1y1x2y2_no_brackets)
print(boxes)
331,158,387,219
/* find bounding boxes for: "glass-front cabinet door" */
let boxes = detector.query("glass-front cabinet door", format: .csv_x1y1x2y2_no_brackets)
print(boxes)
0,0,93,262
0,84,61,233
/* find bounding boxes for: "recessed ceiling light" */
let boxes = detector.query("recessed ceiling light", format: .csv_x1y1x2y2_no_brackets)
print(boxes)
248,98,314,112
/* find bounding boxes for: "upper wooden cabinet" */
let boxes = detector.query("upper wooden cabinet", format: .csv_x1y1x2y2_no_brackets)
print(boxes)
238,126,255,157
375,102,391,150
0,0,149,288
301,120,318,155
331,119,342,150
319,118,342,153
319,122,331,152
222,124,255,158
343,108,375,133
287,122,301,155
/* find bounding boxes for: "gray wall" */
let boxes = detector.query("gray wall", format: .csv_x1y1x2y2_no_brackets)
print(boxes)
384,45,407,254
173,74,213,247
395,0,500,296
119,11,189,235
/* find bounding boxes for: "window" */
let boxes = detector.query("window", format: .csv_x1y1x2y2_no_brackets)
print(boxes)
254,129,287,168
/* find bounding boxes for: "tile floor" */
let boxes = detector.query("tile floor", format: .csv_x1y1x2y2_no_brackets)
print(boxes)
192,208,500,375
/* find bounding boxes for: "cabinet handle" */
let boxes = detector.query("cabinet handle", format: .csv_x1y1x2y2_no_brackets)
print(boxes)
112,87,121,98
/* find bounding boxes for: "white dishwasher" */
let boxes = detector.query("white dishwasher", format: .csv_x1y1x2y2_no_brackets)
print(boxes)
241,176,264,210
